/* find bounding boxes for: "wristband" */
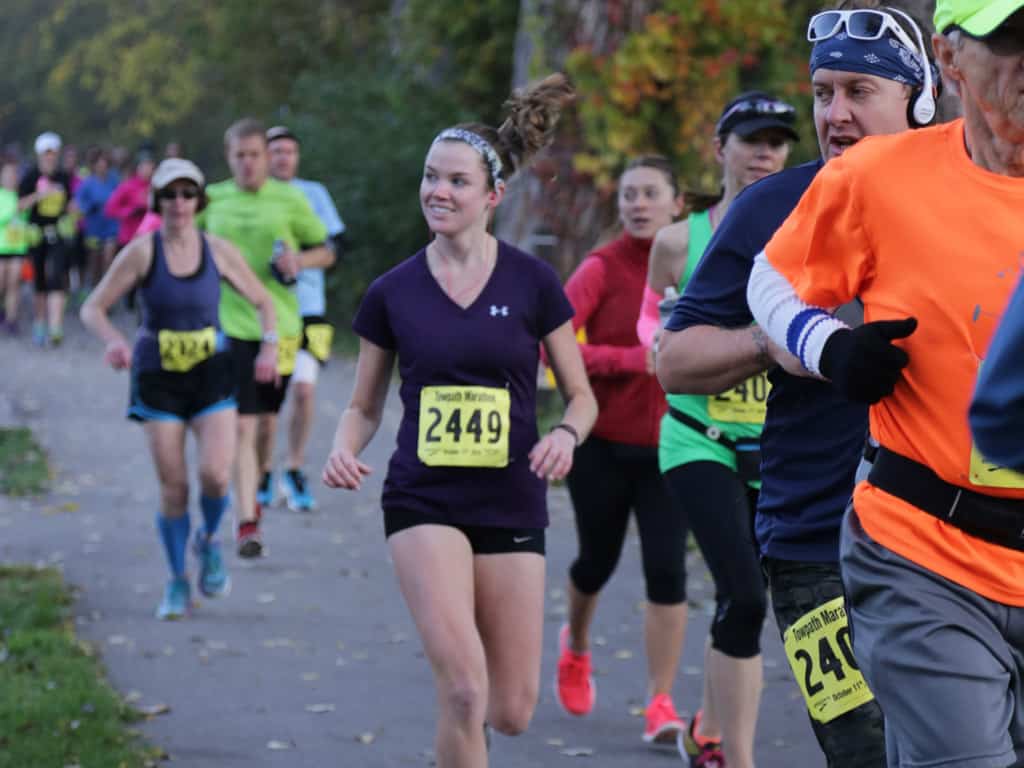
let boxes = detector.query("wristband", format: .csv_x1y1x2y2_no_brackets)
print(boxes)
261,330,278,344
551,423,579,445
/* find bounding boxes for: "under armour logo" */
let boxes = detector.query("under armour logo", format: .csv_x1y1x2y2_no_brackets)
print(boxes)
490,305,509,317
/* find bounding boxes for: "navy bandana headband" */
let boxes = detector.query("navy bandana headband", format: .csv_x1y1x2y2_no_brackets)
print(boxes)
810,32,929,87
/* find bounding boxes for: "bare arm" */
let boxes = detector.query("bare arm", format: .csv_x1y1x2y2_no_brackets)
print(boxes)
300,243,335,270
529,320,598,481
657,325,774,395
79,237,150,368
647,219,689,294
322,338,395,490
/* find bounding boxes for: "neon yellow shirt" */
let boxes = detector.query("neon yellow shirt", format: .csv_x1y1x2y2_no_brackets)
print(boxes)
199,178,326,340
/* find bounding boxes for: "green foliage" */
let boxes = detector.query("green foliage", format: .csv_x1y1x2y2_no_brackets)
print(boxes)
0,567,154,768
0,428,50,496
400,0,519,125
566,0,817,195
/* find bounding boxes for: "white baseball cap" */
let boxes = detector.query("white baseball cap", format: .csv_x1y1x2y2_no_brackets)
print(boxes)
34,132,62,155
151,158,205,190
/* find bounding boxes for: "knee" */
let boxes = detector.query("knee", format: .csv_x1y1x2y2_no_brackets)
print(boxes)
198,464,231,497
438,672,488,726
711,592,768,658
293,382,314,404
489,684,538,736
159,479,189,514
643,563,688,605
569,551,619,595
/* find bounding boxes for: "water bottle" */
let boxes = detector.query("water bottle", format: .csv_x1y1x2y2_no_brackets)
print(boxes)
269,239,297,286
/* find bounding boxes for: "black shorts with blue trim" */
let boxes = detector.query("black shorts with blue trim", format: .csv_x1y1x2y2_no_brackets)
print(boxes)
128,351,236,423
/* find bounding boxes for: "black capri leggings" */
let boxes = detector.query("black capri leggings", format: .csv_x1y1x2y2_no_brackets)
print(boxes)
566,436,687,605
663,460,766,659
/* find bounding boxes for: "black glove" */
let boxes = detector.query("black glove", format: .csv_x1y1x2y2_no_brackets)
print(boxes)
820,317,917,404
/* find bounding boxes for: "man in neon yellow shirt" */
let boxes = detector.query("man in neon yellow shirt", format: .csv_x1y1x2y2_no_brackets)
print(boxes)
200,118,329,557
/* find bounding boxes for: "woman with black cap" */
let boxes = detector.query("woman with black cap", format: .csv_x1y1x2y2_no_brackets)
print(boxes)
82,158,278,620
638,92,797,768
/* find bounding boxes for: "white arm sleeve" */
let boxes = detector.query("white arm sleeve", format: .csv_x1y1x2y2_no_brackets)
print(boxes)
746,250,847,378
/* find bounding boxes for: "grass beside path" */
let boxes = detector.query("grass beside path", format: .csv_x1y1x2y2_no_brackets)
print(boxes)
0,427,50,496
0,566,157,768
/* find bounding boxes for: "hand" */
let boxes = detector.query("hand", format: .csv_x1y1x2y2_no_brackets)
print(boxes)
820,317,917,404
103,340,131,370
275,248,301,280
253,343,279,385
528,428,576,481
322,448,373,490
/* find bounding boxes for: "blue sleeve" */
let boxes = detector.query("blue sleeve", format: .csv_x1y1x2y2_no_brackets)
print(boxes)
309,182,345,237
665,161,820,335
970,276,1024,470
534,258,574,338
352,276,396,350
664,209,757,333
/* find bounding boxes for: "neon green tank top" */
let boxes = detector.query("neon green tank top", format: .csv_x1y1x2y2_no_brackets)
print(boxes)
659,208,765,478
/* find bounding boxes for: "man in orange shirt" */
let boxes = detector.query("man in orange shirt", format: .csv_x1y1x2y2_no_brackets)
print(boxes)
747,1,1024,765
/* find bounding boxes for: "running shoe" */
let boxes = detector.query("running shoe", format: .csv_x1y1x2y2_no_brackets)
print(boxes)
192,531,231,598
5,321,19,337
237,520,264,559
279,468,316,512
679,709,726,768
642,692,685,745
156,576,190,620
555,624,595,716
256,471,274,507
32,323,46,347
49,329,63,348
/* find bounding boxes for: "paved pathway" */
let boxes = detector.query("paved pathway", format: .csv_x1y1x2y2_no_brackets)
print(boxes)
1,316,818,767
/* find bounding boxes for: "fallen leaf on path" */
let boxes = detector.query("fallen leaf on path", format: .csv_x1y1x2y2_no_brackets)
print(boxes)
614,649,633,660
124,691,142,703
262,638,295,649
301,672,320,681
593,636,607,647
266,740,292,750
305,703,335,714
560,747,594,757
356,731,376,745
628,706,645,717
138,703,171,718
256,593,276,604
107,635,127,646
545,737,565,747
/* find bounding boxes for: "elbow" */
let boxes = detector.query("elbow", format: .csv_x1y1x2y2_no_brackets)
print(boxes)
655,330,707,395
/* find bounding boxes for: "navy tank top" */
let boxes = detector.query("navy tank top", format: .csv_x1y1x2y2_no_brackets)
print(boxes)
133,230,225,372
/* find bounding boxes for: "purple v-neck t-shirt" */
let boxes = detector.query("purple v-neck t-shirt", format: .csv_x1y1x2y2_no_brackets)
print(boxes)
353,240,573,529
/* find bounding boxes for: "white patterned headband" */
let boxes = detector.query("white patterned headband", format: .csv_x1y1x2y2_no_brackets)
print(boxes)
432,128,504,185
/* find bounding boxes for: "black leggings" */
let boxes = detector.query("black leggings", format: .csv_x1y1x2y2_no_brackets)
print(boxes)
664,460,765,658
566,437,686,605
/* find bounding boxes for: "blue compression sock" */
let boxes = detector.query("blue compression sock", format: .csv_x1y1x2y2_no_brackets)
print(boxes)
199,494,230,539
156,513,191,579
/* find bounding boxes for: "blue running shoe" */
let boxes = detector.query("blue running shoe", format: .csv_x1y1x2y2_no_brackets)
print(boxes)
279,469,316,512
193,532,231,598
256,471,274,507
156,577,190,620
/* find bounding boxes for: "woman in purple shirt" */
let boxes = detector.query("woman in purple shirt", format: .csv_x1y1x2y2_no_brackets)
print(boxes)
323,74,596,766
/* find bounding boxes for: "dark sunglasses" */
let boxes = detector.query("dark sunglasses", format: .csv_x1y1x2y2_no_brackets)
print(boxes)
157,187,199,202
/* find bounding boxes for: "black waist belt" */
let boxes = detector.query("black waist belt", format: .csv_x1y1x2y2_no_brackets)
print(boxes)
868,447,1024,552
667,406,736,450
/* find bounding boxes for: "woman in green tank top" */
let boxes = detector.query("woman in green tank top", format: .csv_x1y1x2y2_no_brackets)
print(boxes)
642,92,796,768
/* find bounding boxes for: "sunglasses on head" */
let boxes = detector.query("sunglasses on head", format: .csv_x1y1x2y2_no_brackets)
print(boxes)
716,98,795,134
157,187,199,201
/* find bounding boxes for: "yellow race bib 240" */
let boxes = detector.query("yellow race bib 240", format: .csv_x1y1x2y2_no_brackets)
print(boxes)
708,371,771,423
